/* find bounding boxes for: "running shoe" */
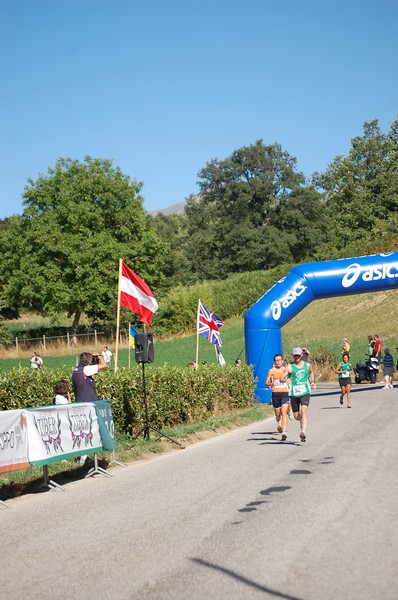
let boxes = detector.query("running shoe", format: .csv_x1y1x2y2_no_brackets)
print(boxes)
300,431,306,442
287,410,293,421
339,395,343,405
347,404,352,408
281,432,287,441
277,424,283,433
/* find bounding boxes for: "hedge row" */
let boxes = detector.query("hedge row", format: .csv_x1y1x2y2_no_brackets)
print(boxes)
0,365,256,435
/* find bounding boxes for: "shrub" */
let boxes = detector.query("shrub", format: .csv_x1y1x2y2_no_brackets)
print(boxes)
0,365,256,434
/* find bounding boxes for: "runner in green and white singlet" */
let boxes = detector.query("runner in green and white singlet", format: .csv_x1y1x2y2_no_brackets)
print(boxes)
280,347,316,442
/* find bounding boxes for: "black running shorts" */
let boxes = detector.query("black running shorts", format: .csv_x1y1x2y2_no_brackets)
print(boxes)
290,393,310,412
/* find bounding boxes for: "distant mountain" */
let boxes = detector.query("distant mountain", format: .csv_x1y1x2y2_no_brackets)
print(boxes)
148,200,187,216
148,194,200,216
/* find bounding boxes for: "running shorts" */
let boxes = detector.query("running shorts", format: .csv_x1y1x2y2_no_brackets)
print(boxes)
339,378,352,387
290,394,310,412
271,391,290,409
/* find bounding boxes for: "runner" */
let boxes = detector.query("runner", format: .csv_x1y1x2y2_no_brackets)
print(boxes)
280,347,316,442
265,354,290,441
334,352,354,407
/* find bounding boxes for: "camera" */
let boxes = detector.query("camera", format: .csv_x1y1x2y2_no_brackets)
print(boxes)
91,354,100,365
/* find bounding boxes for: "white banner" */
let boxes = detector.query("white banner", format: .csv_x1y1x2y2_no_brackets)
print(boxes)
26,403,103,466
0,409,29,473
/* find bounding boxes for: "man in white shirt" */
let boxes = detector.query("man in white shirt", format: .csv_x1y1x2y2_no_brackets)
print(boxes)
101,345,113,367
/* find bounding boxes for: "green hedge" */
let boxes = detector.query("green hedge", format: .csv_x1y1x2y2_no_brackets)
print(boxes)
0,365,256,435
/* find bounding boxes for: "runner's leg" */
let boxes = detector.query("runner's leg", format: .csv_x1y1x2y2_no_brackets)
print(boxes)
300,404,308,435
346,383,351,406
274,407,283,432
280,402,289,434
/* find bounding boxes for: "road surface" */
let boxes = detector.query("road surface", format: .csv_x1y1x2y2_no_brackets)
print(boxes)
2,383,398,599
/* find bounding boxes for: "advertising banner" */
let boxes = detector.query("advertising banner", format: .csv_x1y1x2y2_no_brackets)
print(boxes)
0,409,29,474
94,400,116,450
26,403,103,466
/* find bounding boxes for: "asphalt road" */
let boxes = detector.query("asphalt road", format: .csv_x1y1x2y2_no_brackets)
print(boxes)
2,383,398,600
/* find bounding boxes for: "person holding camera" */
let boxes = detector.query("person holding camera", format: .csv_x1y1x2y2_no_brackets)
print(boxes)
72,352,108,466
72,351,108,403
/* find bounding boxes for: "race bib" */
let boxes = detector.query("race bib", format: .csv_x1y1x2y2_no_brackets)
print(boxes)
273,379,286,389
341,372,350,378
292,384,306,395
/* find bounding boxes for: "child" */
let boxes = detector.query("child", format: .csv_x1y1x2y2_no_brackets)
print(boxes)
54,379,71,405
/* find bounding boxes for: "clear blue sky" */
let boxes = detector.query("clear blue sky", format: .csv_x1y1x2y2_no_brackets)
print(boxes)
1,0,397,219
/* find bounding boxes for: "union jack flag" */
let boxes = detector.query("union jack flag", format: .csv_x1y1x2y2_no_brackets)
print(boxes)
198,301,224,347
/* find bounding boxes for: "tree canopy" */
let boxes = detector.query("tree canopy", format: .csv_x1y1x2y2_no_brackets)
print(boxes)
0,157,168,328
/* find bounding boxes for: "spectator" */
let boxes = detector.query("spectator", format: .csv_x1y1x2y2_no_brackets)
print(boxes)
101,345,113,366
373,334,382,359
382,348,394,389
72,352,108,402
367,335,375,357
301,347,310,362
341,338,350,358
54,379,71,405
30,351,43,369
72,351,108,466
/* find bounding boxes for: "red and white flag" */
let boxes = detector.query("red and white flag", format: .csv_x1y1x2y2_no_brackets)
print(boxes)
119,260,158,325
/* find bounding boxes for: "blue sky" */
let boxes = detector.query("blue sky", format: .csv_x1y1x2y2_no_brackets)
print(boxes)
1,0,397,219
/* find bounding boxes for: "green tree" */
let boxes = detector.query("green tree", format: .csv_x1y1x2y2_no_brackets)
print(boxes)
148,212,193,287
0,157,168,329
271,186,333,261
314,118,398,250
182,140,306,278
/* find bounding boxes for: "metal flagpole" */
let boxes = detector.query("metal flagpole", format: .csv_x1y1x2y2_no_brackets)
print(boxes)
128,322,131,370
114,258,123,373
195,299,200,369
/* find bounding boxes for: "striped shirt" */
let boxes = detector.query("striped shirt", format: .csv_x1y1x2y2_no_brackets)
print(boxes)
382,353,394,369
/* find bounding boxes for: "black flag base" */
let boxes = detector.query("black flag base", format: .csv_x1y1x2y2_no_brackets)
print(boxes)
132,362,185,449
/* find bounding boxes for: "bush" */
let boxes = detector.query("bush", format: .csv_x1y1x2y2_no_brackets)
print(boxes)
0,365,256,434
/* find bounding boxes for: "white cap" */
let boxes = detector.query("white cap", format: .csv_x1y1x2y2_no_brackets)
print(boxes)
292,347,302,356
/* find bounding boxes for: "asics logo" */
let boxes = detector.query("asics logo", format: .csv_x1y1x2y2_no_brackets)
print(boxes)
342,262,398,288
271,283,307,321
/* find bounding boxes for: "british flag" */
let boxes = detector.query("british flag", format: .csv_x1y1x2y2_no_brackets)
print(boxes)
198,301,224,347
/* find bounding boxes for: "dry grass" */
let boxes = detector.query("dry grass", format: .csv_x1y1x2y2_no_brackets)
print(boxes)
0,337,127,360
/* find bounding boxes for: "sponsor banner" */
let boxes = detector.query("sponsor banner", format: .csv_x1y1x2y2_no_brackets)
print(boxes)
296,252,398,297
94,400,116,450
26,403,103,466
0,410,29,473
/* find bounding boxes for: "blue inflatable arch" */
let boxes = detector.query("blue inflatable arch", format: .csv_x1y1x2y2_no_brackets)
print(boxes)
244,252,398,403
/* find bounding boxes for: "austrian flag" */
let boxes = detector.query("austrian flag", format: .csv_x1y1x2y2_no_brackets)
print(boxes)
119,260,158,325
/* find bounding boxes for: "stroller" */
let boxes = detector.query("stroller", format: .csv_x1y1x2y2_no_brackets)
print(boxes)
354,356,380,384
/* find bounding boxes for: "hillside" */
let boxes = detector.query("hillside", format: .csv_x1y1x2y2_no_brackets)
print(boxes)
1,288,397,377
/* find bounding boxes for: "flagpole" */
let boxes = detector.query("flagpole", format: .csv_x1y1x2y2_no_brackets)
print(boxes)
195,299,200,369
115,258,123,373
128,322,131,370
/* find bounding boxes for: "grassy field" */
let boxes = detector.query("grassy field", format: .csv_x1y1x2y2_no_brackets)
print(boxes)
1,289,397,377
